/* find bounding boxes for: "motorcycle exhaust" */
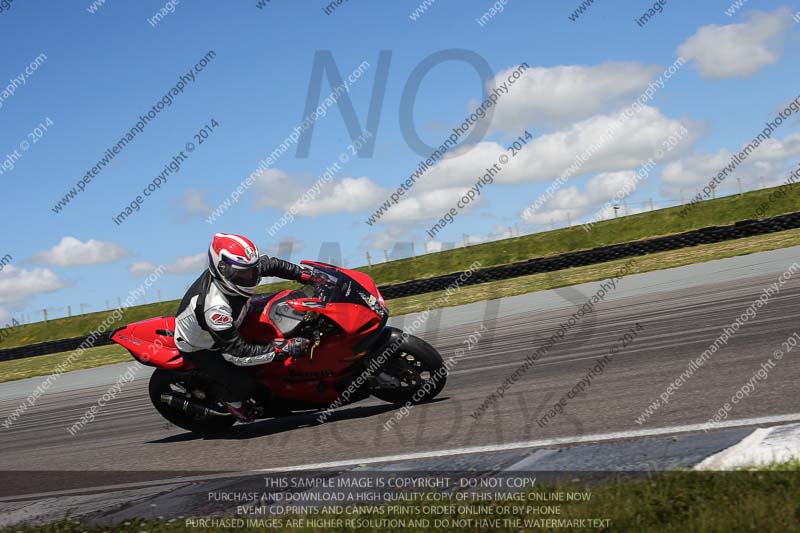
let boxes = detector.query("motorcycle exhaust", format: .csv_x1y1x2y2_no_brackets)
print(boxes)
159,393,230,417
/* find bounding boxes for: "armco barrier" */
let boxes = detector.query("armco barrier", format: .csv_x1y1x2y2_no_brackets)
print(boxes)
2,211,800,362
0,333,113,362
378,211,800,298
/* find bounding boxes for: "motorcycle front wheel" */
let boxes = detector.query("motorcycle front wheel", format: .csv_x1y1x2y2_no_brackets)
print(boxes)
370,334,446,405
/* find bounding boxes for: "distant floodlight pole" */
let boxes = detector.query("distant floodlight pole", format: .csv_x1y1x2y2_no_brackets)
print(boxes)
737,178,743,196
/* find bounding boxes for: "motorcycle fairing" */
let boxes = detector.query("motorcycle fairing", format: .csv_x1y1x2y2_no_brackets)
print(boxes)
111,316,183,368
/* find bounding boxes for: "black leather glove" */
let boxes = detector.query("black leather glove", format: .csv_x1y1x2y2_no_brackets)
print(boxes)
272,337,312,361
258,255,305,281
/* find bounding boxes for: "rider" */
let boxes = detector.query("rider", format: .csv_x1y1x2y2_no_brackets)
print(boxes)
174,233,316,421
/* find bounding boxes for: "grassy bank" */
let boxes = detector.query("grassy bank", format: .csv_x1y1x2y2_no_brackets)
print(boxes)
3,227,799,383
2,183,800,351
7,468,800,532
387,226,800,315
0,344,131,383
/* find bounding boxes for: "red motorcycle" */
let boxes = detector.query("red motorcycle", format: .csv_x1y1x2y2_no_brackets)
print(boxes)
111,261,446,435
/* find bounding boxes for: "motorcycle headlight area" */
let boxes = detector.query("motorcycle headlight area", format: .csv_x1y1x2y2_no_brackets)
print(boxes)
359,290,387,317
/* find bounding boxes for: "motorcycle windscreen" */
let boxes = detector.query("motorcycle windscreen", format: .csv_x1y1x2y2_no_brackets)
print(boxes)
111,316,183,368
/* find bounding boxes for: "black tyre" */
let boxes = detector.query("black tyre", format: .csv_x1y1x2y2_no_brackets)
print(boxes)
371,334,447,405
148,368,236,435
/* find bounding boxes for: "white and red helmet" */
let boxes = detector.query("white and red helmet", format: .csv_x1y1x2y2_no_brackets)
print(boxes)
208,233,261,296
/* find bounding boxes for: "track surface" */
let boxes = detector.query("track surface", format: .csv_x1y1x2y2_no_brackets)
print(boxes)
1,248,799,486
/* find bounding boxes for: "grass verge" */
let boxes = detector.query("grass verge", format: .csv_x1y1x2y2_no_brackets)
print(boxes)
7,469,800,532
2,227,799,384
0,344,130,384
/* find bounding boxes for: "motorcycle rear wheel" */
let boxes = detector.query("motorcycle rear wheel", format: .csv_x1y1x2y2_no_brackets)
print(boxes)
148,368,236,435
370,334,446,405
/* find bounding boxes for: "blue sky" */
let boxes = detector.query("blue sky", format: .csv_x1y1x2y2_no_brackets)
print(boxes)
0,0,798,323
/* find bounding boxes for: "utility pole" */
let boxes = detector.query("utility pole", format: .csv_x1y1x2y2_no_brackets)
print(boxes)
67,305,72,317
623,200,629,216
42,309,48,323
567,212,572,227
613,206,620,218
649,198,654,211
366,251,372,267
737,178,743,196
383,250,389,263
411,242,416,258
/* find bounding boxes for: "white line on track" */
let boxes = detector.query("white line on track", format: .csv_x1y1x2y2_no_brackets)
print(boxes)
2,413,799,502
256,412,800,472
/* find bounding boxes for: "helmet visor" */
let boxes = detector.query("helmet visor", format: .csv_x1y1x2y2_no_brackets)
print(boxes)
222,263,260,288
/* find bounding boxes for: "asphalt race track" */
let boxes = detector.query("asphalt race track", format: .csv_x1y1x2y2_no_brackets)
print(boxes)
1,247,799,508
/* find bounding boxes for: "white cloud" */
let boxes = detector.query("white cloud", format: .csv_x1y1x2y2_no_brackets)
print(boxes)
523,171,643,224
251,106,693,227
677,9,791,79
428,106,694,189
254,169,384,216
661,132,800,197
0,265,66,305
32,237,128,267
489,62,661,130
361,226,415,253
176,189,213,218
296,177,385,216
128,261,159,277
381,185,488,223
502,106,695,183
254,169,307,209
371,106,694,226
167,253,207,275
129,253,207,277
